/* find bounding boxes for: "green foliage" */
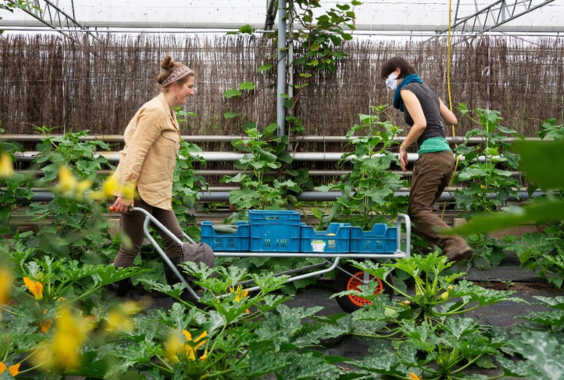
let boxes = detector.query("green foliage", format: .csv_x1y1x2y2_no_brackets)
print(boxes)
281,0,360,135
537,118,564,141
221,122,305,212
0,127,36,235
517,139,564,192
171,140,208,231
504,223,564,288
314,105,408,229
464,233,507,270
510,297,564,379
8,237,139,303
0,0,41,34
453,105,523,215
289,0,358,75
448,118,564,286
21,127,114,260
331,253,524,379
449,122,564,255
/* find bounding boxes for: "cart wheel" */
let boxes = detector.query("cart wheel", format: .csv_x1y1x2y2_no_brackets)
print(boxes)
334,263,393,313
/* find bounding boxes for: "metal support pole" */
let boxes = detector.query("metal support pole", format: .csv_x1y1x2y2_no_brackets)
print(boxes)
277,0,287,137
287,4,295,148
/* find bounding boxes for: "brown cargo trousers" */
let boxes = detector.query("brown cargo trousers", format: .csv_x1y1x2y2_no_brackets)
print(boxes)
113,198,183,268
408,150,468,255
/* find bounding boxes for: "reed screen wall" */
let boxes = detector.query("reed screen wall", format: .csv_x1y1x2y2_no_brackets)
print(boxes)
1,34,563,141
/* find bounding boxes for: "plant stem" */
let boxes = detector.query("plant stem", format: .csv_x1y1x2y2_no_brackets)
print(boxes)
207,368,237,378
150,362,173,373
449,354,481,373
155,354,174,371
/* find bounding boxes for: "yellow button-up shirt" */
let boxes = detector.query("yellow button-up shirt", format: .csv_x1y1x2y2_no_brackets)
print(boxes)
114,93,181,210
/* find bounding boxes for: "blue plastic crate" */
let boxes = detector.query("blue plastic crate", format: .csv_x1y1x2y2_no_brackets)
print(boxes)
249,210,301,252
300,223,351,253
200,221,250,251
350,224,398,253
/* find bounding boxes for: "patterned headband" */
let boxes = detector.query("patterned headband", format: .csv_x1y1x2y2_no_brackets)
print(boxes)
162,65,194,87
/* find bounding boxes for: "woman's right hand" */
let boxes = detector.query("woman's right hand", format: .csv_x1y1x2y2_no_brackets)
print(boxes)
399,146,408,172
110,196,134,213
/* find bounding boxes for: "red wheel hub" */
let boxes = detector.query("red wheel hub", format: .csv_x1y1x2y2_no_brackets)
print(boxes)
346,271,384,307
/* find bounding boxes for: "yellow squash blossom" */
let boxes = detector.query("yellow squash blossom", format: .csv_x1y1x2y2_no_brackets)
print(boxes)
182,330,208,361
56,166,78,196
0,151,14,177
407,372,422,380
75,179,93,200
40,319,53,333
199,350,208,361
0,266,13,305
90,174,136,202
106,310,134,334
0,362,20,376
105,301,142,334
9,363,20,376
34,307,89,370
120,183,136,200
230,285,249,313
102,174,119,198
56,166,94,200
23,277,44,300
164,331,184,364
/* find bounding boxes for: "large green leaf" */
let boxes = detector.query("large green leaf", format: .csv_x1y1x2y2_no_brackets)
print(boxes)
511,332,564,380
223,89,242,98
513,139,564,190
224,111,241,119
239,81,255,90
257,63,273,72
447,202,564,235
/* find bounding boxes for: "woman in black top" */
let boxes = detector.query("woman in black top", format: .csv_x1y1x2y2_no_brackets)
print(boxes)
381,56,471,262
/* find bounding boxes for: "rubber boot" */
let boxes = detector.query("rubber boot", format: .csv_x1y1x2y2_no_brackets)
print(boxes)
105,278,131,298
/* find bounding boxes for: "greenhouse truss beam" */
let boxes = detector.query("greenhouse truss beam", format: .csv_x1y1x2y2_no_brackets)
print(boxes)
17,0,98,41
436,0,555,35
264,0,277,30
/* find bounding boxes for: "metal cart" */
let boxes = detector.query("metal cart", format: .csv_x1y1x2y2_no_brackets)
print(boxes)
133,207,411,313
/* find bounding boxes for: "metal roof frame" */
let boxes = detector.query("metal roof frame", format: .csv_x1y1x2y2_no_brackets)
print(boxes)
1,0,561,41
14,0,98,41
435,0,555,35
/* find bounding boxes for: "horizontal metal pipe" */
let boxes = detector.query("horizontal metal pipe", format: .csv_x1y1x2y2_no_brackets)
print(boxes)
0,134,542,144
2,23,562,34
11,150,527,165
13,151,407,163
18,168,524,179
10,190,544,203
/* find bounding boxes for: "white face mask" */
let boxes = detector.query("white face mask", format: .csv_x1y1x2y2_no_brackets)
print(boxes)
386,73,398,91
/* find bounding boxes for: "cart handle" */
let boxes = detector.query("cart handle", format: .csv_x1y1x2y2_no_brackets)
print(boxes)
396,213,411,258
130,207,201,301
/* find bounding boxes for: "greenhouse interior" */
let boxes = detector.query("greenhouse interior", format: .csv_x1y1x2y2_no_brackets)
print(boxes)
1,0,564,379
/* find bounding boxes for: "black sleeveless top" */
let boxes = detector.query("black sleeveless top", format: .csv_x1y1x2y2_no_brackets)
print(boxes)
402,82,446,147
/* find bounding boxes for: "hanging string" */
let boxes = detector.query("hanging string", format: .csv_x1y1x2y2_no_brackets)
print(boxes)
440,0,461,221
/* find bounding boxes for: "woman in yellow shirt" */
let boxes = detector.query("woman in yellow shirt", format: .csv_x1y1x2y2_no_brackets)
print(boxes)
109,55,195,296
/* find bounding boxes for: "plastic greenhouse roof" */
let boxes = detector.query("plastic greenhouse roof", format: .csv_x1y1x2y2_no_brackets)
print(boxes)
1,0,563,33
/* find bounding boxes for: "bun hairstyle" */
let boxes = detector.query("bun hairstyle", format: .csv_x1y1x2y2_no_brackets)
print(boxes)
157,55,194,89
157,55,182,85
